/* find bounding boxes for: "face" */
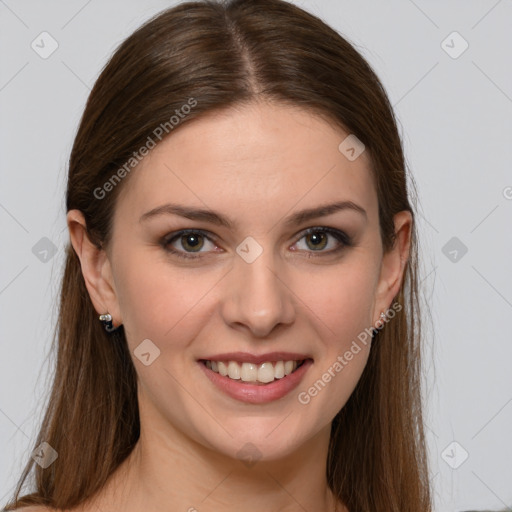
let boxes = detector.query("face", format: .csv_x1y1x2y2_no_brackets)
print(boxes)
78,101,408,462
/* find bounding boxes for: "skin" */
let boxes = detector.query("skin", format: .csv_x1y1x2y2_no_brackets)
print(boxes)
66,100,411,512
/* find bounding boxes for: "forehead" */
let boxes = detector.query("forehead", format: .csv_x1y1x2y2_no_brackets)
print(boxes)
114,101,376,228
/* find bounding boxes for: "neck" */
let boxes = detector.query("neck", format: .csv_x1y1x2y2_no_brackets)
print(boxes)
83,405,346,511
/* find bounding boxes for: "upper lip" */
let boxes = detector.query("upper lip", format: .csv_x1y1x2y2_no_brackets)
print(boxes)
199,352,312,365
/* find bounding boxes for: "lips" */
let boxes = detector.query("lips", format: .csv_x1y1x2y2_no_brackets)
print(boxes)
198,351,311,385
197,352,314,404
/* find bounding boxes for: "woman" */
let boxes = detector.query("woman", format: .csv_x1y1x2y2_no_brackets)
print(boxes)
3,0,432,510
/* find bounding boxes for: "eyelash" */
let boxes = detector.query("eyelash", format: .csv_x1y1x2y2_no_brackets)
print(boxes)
160,227,353,261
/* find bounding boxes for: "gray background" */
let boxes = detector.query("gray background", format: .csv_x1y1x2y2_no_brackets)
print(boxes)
1,1,511,511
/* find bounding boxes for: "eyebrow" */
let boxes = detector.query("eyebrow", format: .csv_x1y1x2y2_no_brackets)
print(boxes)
139,200,367,228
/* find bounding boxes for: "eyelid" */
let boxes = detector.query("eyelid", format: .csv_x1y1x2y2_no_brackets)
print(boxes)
297,226,352,247
162,226,352,259
162,229,220,255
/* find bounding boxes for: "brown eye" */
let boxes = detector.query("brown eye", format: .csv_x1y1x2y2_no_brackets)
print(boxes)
162,230,218,259
293,227,352,256
161,227,352,261
179,232,204,252
304,231,328,251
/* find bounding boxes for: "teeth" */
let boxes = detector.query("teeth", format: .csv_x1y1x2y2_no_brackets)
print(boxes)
205,359,304,384
240,362,258,382
227,361,241,380
257,362,275,383
284,360,294,375
274,360,285,379
218,361,228,376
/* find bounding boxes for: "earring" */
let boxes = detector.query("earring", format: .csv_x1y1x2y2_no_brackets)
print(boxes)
372,312,387,339
99,313,118,333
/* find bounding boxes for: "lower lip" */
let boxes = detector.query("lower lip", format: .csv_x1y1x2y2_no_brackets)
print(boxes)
198,359,313,404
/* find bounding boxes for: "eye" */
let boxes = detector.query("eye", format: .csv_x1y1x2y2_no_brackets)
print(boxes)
161,227,352,260
162,229,218,259
291,227,352,256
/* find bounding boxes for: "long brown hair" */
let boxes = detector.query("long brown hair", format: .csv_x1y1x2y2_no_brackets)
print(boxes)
4,0,432,510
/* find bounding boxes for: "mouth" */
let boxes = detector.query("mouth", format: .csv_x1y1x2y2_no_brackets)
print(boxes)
199,358,309,386
198,356,313,404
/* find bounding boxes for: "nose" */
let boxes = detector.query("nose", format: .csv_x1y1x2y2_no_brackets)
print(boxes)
220,246,296,338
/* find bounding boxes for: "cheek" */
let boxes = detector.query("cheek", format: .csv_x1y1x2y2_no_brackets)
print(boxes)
292,258,378,340
294,264,377,418
113,252,221,350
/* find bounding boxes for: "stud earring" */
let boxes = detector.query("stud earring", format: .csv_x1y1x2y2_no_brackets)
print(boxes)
99,313,119,333
372,312,387,339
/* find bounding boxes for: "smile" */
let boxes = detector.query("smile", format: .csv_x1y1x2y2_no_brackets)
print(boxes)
201,359,306,385
198,357,314,404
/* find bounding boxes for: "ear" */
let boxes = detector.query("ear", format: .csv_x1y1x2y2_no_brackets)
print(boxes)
372,210,412,324
67,209,122,328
